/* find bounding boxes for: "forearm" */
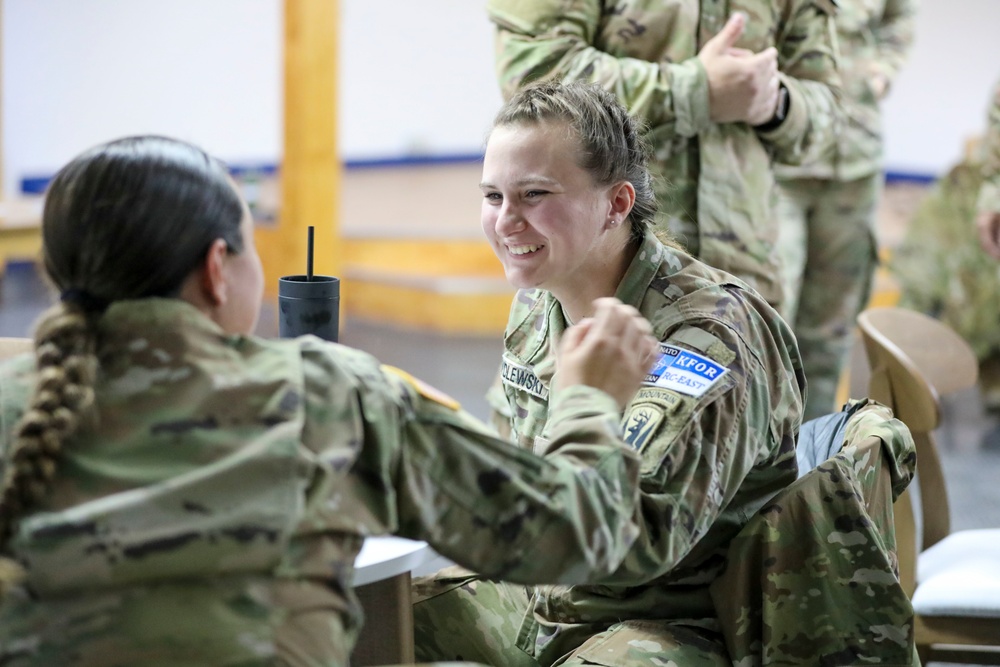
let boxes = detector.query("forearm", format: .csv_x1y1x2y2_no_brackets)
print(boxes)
759,0,841,164
396,385,642,585
872,0,919,83
490,4,710,135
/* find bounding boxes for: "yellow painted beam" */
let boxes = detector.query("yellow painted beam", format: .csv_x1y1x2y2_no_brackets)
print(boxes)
343,238,504,277
259,0,339,296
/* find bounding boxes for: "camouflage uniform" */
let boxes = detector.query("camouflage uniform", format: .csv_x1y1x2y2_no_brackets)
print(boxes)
980,79,1000,216
774,0,918,420
487,0,842,308
715,399,919,665
892,79,1000,363
0,299,646,667
414,231,805,666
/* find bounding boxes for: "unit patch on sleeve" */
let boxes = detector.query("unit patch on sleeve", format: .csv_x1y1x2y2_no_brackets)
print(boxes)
623,404,665,452
500,356,549,400
621,388,684,452
643,343,729,397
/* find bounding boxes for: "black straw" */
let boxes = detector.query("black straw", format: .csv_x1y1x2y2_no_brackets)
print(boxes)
307,226,315,282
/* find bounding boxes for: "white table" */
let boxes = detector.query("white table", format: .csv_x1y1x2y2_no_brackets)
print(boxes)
351,536,450,666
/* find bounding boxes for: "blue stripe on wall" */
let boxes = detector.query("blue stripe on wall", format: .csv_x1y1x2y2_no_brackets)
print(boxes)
20,156,936,194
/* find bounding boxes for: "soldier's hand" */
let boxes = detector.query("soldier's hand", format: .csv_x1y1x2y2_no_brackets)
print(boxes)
555,298,658,409
976,210,1000,260
698,13,780,125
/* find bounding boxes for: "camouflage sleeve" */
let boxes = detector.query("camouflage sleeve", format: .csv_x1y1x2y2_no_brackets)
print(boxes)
979,79,1000,214
758,0,843,165
389,373,645,585
485,366,513,439
871,0,918,84
487,0,711,136
595,320,802,585
299,340,643,585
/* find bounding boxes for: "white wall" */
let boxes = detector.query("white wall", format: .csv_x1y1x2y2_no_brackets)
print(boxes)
881,0,1000,175
1,0,282,196
339,0,501,158
3,0,999,196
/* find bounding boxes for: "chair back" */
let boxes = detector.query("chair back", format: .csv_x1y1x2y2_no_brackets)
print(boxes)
857,307,978,554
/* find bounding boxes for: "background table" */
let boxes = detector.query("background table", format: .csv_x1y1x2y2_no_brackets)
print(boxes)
351,536,451,666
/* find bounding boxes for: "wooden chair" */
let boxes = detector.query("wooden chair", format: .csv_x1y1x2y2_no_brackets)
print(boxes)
858,306,1000,664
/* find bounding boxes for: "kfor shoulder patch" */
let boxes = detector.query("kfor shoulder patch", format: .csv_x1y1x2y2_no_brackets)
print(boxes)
382,365,461,411
643,343,729,397
500,356,549,400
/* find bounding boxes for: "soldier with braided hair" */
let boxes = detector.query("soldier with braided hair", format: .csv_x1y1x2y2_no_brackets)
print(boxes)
0,135,663,666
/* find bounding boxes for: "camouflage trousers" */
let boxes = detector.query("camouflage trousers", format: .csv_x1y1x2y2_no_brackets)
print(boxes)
775,174,880,420
411,566,729,667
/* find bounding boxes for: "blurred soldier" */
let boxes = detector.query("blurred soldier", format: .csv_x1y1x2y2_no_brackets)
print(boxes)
892,79,1000,409
486,0,842,310
976,78,1000,260
0,135,661,667
775,0,918,419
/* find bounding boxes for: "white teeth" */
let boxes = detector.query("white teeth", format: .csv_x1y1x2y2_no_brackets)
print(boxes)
509,244,543,255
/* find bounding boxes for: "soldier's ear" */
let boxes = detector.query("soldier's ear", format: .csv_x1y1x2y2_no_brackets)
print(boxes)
606,181,636,229
198,239,230,306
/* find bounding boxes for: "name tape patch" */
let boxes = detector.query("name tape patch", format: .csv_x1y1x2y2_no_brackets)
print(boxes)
501,357,549,400
643,343,728,397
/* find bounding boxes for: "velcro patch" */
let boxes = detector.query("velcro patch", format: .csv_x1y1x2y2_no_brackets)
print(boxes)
500,356,549,400
643,343,728,397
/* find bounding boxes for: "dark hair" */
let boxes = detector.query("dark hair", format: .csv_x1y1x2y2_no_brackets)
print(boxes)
491,81,659,243
0,136,245,593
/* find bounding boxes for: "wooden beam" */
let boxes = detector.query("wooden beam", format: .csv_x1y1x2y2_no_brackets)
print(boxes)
258,0,339,295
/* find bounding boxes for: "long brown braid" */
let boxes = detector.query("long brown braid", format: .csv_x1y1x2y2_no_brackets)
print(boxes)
0,135,246,596
0,302,98,594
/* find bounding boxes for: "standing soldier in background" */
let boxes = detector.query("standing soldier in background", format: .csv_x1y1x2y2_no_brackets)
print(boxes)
975,78,1000,260
485,0,842,310
774,0,918,420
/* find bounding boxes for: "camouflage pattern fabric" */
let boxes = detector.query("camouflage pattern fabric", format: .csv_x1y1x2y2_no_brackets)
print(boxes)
711,399,919,666
487,0,842,309
415,231,805,665
775,174,879,419
774,0,917,420
979,78,1000,214
892,159,1000,361
775,0,918,182
0,299,646,667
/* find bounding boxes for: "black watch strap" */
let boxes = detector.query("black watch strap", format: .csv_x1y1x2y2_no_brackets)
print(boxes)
754,83,790,133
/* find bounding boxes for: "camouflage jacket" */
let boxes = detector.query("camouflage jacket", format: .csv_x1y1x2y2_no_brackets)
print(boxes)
980,78,1000,214
776,0,918,181
713,399,919,665
488,0,842,306
0,299,644,667
490,231,804,658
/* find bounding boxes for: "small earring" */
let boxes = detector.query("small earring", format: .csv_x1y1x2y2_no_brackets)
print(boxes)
609,218,619,227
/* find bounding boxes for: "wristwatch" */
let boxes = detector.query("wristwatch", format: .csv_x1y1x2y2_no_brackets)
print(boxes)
754,83,790,132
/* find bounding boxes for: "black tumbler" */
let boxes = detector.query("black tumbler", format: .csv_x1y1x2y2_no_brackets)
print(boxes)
278,275,340,342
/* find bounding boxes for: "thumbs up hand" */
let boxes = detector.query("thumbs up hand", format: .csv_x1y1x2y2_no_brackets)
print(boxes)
697,13,780,125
